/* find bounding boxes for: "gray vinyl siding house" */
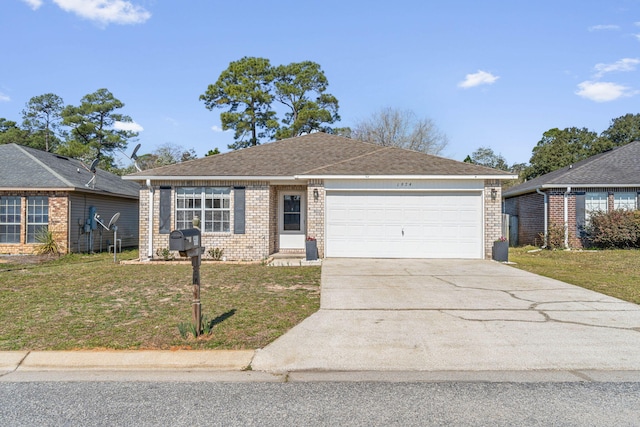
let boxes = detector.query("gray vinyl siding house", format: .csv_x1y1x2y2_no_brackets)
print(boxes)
0,143,140,254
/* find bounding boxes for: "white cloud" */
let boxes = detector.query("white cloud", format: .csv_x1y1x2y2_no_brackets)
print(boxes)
0,92,10,102
593,58,640,77
52,0,151,25
114,121,143,132
588,24,620,31
575,81,634,102
211,125,231,132
458,70,499,89
21,0,43,10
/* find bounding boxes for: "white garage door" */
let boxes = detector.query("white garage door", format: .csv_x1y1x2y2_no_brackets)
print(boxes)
326,191,483,258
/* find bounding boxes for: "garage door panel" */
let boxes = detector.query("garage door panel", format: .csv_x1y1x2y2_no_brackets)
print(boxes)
326,191,482,259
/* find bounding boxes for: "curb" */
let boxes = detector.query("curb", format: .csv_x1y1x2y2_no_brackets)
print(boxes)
1,350,255,372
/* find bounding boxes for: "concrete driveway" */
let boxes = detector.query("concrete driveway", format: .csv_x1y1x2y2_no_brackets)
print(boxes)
251,259,640,373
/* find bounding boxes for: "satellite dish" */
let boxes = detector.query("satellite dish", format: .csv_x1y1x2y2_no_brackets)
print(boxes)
130,143,141,160
89,158,99,173
107,212,120,230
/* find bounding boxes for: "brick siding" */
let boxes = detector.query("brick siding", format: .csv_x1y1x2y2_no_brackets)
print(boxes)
484,180,503,259
0,191,69,254
506,187,640,249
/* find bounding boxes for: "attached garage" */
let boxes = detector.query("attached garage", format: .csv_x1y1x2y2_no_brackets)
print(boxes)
325,180,484,259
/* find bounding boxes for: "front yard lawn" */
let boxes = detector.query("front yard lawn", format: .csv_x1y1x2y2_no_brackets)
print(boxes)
0,250,320,351
509,247,640,305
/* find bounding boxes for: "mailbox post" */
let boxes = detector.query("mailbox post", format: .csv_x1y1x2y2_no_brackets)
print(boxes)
169,228,205,336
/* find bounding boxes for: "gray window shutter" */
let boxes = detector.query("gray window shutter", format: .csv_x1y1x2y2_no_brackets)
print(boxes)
575,192,585,237
159,187,171,234
234,187,245,234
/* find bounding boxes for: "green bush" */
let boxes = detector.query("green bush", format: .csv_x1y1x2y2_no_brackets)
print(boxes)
584,209,640,249
34,228,60,255
207,247,224,261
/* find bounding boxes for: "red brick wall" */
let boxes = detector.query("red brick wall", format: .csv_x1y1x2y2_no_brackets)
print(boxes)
504,192,545,246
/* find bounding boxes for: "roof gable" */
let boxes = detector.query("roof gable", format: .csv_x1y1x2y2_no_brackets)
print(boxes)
126,132,513,179
0,144,140,198
504,141,640,197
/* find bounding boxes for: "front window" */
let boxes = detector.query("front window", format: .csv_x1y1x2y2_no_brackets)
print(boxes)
27,196,49,243
0,196,21,243
614,192,637,210
176,187,230,232
585,192,608,221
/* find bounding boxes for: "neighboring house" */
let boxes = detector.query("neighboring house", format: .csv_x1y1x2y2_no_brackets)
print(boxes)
124,133,515,261
0,143,140,254
503,141,640,248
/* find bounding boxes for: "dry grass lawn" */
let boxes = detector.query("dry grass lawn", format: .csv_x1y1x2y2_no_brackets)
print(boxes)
0,250,320,351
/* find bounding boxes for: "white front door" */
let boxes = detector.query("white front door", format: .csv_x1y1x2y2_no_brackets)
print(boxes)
279,191,306,250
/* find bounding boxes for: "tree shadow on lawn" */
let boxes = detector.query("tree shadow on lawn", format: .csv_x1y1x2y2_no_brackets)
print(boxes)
207,309,236,330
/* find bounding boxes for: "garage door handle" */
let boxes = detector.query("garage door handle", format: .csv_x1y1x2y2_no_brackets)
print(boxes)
402,228,404,236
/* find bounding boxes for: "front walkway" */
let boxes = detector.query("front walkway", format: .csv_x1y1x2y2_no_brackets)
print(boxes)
251,258,640,372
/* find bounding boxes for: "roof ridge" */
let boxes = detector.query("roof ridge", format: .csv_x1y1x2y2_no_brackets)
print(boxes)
13,145,75,188
300,145,391,174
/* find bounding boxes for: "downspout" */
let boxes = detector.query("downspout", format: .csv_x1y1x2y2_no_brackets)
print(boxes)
535,188,548,248
564,186,571,249
147,179,154,260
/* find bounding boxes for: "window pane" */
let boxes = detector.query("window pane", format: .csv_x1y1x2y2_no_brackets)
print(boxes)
614,192,637,210
177,187,230,233
1,197,21,243
284,195,301,213
284,213,301,231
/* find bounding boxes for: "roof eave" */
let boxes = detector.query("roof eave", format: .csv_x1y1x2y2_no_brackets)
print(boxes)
123,175,300,182
297,174,519,180
0,186,139,199
504,183,640,198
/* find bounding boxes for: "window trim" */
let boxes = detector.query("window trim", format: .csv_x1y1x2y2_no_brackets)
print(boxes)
175,187,231,233
26,196,49,244
584,191,608,221
613,192,637,211
0,196,21,244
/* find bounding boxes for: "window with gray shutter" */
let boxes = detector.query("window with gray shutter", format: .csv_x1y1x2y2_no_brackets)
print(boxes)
234,187,245,234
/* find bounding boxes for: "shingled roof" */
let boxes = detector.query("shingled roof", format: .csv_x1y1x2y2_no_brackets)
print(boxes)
125,132,514,180
0,143,140,198
504,141,640,197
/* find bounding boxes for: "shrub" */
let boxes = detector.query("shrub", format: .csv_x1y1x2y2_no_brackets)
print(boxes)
539,222,567,250
34,228,60,255
207,247,224,261
584,209,640,249
155,247,174,261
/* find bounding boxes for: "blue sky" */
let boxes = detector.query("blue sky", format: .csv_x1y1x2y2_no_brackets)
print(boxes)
2,0,639,167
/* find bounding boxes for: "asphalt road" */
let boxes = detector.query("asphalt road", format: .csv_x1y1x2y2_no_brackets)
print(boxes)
1,381,639,426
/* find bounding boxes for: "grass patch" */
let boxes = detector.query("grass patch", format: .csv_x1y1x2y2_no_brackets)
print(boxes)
508,247,640,304
0,250,320,351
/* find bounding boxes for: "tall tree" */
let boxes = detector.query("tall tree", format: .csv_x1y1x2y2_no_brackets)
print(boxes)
273,61,340,139
21,93,64,152
463,147,510,171
0,118,30,146
60,88,138,168
600,113,640,148
200,57,278,150
524,127,598,180
351,107,448,155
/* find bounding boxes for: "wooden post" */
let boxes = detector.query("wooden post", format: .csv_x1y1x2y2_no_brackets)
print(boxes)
191,253,201,336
